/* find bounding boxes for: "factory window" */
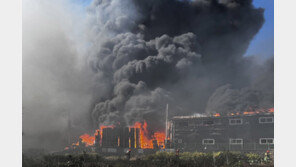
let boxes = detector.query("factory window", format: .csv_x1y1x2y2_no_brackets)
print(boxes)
188,121,195,127
229,118,243,125
179,121,188,127
203,120,214,126
260,138,274,144
178,139,182,143
214,119,222,125
229,138,243,145
259,117,274,123
202,139,215,145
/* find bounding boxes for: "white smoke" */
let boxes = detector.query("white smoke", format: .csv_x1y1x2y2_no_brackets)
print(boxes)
23,0,94,150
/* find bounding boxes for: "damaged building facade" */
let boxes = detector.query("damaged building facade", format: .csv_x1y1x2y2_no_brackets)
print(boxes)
65,125,165,155
63,112,274,155
170,113,274,152
95,127,140,148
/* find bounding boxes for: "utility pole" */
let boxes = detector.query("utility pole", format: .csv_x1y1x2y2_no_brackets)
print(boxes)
165,104,169,145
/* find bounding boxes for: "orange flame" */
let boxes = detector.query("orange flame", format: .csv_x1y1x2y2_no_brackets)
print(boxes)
79,134,95,146
227,108,275,116
69,121,165,149
154,132,166,148
269,108,274,113
213,113,220,117
130,121,166,149
70,125,114,147
99,125,115,137
242,108,274,115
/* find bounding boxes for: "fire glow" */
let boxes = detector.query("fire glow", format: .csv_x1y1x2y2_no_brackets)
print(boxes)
212,108,274,117
79,134,95,147
69,121,165,149
129,121,166,149
242,108,274,115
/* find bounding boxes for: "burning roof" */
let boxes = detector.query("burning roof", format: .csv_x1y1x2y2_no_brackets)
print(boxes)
172,108,274,120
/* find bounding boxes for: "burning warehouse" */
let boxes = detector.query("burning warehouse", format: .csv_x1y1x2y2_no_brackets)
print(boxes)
65,107,274,155
169,109,274,152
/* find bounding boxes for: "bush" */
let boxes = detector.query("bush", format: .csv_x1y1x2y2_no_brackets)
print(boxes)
246,153,263,165
23,151,273,167
145,151,176,167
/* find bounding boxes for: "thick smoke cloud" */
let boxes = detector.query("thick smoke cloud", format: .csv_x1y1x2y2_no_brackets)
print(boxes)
91,32,201,127
205,57,274,115
88,0,273,131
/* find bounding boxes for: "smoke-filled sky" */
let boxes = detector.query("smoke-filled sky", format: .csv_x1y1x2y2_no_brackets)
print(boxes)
23,0,274,151
74,0,274,59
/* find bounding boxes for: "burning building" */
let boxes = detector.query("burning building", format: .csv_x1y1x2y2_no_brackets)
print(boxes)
64,107,274,155
98,127,140,148
64,121,167,155
169,109,274,152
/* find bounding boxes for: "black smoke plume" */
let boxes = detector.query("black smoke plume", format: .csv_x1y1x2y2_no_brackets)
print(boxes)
88,0,273,131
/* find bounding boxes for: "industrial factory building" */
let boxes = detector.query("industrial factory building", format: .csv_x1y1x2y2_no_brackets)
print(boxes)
169,113,274,152
63,110,274,155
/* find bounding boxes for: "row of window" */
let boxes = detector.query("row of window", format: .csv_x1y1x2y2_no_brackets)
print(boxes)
177,117,274,127
201,138,274,145
229,117,274,125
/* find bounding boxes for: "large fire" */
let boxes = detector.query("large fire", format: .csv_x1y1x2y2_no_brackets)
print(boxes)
69,121,165,149
129,121,166,149
79,134,95,147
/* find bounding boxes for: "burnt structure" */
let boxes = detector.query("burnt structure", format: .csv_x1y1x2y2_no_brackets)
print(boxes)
170,113,274,152
62,112,274,155
99,127,140,148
